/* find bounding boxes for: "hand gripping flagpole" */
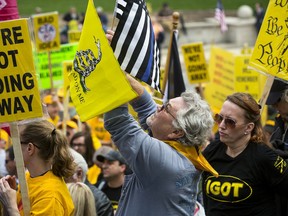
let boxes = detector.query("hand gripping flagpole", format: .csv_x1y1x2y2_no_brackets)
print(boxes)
161,12,180,95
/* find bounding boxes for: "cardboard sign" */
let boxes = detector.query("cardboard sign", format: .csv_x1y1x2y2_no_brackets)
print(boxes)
68,30,81,43
205,46,267,111
32,12,60,53
34,43,78,89
250,0,288,80
0,19,42,122
181,42,209,84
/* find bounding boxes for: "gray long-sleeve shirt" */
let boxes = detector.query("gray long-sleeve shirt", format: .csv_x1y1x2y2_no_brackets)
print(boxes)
104,90,200,216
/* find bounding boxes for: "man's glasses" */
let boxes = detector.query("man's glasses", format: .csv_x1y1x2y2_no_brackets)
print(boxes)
160,102,177,120
214,113,237,129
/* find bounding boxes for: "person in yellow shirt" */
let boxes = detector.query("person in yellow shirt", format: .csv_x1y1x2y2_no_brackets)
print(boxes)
0,120,75,215
43,94,63,126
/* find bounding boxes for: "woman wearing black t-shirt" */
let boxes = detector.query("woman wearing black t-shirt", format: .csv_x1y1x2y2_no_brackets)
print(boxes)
202,92,288,216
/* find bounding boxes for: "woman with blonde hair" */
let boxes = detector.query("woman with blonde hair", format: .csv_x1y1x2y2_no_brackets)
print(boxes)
67,182,97,216
0,120,75,215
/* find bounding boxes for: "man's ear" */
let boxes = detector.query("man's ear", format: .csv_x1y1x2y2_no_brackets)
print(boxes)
167,130,185,139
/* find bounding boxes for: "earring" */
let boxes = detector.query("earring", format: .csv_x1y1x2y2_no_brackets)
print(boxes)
244,132,248,135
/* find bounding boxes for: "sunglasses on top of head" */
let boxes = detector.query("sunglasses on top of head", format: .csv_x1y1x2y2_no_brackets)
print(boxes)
214,113,238,129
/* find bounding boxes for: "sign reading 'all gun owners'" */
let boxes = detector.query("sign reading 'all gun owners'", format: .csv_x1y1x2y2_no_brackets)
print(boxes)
0,19,42,122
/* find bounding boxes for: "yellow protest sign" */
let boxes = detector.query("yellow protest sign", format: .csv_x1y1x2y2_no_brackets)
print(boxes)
204,46,235,109
205,46,267,115
68,30,82,43
181,42,209,84
250,1,288,80
69,0,137,122
235,55,267,101
0,19,43,122
32,12,60,53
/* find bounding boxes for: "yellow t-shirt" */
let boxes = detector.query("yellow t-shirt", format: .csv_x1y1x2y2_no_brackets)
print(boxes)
17,171,74,215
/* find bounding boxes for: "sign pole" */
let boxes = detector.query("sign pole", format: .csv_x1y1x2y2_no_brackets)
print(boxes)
10,122,30,216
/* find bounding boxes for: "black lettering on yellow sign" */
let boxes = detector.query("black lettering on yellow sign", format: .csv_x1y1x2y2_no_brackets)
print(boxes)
236,76,258,82
188,54,200,62
190,73,207,81
66,64,73,72
39,41,58,50
0,26,24,46
188,64,206,73
183,45,201,54
0,50,18,69
70,33,81,41
37,16,54,25
0,72,34,93
0,95,33,115
72,72,85,104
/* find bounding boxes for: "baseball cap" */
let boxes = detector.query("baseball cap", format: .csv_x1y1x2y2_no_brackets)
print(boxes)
96,150,126,164
266,79,288,105
43,95,57,105
57,120,78,129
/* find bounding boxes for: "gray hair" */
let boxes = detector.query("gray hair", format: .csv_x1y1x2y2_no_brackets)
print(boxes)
69,148,88,182
173,90,214,146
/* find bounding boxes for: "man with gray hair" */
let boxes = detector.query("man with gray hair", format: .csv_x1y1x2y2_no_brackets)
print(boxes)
103,75,218,216
68,148,114,216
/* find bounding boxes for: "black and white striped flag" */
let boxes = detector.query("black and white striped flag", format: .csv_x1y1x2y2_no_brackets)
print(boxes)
111,0,161,91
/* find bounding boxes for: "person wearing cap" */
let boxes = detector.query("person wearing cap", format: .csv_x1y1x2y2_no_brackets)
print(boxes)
43,94,63,126
57,120,78,144
102,67,217,215
96,150,127,213
266,78,288,159
266,78,288,216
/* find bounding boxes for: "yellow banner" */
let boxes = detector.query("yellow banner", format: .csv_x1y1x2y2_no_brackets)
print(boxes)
235,55,267,101
250,1,288,80
68,30,82,43
0,19,43,122
204,46,235,109
69,0,137,122
32,12,60,53
181,42,209,84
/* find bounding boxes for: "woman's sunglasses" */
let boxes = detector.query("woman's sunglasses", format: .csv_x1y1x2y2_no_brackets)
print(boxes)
214,113,237,129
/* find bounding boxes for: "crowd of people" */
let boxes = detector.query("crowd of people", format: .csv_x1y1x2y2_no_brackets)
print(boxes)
1,1,287,216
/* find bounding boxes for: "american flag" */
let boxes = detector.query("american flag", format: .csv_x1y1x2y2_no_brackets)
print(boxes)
111,0,161,91
215,0,228,32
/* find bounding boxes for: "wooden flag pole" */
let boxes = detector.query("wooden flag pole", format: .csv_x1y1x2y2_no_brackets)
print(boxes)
62,90,70,136
10,122,30,216
48,51,54,93
259,75,275,114
161,12,180,95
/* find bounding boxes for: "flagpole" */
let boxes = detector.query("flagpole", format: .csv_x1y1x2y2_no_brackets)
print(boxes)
161,12,180,95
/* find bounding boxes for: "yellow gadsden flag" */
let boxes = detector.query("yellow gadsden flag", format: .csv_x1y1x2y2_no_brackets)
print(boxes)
69,0,137,122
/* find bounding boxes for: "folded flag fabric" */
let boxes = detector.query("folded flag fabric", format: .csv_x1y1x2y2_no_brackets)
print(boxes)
166,31,186,100
111,0,161,91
